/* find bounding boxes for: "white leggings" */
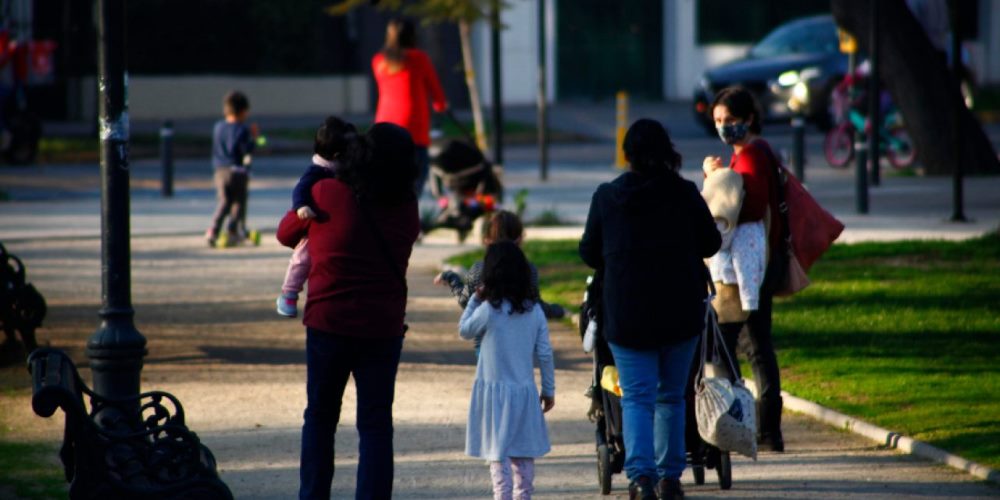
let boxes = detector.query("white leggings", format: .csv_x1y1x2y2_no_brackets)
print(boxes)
489,457,534,500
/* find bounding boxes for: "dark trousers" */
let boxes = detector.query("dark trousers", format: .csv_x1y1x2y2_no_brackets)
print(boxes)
209,167,248,237
738,253,786,437
299,328,403,500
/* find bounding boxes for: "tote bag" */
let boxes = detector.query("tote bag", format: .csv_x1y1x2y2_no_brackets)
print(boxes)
694,300,758,460
780,168,844,272
758,141,844,295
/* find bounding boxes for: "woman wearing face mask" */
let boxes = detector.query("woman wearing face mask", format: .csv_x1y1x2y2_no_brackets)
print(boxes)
703,86,786,453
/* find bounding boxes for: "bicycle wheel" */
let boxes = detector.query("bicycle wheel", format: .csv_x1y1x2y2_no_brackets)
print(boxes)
824,122,854,168
886,127,916,169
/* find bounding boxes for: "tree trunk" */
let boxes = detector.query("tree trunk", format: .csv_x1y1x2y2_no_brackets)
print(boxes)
831,0,999,175
458,19,490,154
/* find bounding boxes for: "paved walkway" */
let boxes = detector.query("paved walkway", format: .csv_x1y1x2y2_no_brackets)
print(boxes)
1,234,998,498
1,146,997,244
0,104,998,497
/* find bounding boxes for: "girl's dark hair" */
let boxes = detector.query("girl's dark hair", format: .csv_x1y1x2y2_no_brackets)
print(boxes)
338,122,417,204
711,86,763,134
481,210,524,244
314,116,358,160
481,241,537,315
383,18,417,65
623,118,682,174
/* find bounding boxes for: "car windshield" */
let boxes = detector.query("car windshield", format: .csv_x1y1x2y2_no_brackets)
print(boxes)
749,18,838,58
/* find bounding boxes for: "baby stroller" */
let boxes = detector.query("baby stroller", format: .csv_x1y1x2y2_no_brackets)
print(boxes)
578,271,625,494
425,110,504,243
579,272,733,494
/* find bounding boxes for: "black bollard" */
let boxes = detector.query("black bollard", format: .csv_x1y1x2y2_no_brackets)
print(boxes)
855,132,869,214
791,115,805,182
868,0,881,187
160,120,174,198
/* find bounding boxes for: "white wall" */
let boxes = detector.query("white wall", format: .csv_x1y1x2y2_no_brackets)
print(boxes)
473,0,556,106
663,0,749,100
117,75,368,121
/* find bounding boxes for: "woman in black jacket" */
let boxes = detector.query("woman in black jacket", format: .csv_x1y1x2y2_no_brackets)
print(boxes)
579,119,721,500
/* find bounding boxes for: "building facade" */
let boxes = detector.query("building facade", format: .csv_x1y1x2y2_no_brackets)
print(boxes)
472,0,1000,105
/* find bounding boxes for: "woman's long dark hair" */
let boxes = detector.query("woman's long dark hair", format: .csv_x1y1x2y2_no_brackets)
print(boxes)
711,86,763,134
623,118,682,175
481,241,537,315
337,122,417,204
382,18,417,66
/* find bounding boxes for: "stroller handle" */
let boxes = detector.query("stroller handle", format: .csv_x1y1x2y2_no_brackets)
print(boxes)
443,109,481,151
704,265,717,301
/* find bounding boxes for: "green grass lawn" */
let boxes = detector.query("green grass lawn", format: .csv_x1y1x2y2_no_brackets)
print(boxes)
447,234,1000,468
0,393,67,499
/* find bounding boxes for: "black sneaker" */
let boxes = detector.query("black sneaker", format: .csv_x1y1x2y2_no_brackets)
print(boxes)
759,431,785,452
656,478,685,500
628,476,657,500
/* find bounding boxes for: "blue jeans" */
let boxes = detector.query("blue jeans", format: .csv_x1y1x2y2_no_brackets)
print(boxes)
413,146,430,198
609,335,699,483
299,329,404,500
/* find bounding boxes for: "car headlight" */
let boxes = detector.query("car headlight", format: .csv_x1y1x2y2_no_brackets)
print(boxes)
792,81,809,102
778,70,800,87
789,81,810,112
777,66,821,87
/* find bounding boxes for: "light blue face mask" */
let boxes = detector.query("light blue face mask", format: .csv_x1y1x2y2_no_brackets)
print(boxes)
717,123,749,145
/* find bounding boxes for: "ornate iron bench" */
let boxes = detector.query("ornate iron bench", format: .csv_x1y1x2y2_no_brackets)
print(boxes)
28,348,233,499
1,242,45,359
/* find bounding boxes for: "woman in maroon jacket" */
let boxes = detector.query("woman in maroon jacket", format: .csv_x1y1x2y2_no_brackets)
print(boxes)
277,122,420,500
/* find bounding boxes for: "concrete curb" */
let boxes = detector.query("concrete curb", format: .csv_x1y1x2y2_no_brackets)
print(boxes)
780,391,1000,485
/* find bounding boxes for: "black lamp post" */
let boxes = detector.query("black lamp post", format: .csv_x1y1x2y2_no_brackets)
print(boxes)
26,2,231,495
490,0,503,166
86,0,147,415
949,0,966,222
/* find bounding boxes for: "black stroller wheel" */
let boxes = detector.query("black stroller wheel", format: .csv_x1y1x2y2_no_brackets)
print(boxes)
716,451,732,490
692,464,705,485
597,443,612,495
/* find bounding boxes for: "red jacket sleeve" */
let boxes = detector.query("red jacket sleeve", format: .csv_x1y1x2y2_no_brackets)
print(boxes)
732,144,773,223
276,209,309,248
419,51,448,112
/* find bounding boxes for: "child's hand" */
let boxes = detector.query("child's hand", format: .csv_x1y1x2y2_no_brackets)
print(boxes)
433,272,446,285
296,206,316,220
703,156,724,175
474,286,485,300
540,395,555,413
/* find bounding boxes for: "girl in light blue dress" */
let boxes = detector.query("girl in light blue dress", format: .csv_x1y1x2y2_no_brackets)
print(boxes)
460,241,555,500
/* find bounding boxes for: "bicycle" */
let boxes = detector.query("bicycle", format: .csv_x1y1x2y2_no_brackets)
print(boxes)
823,69,916,170
823,106,915,169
